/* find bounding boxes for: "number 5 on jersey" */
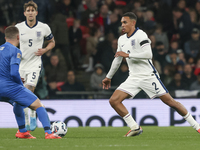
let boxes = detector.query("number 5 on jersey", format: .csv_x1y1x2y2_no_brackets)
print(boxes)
29,39,33,47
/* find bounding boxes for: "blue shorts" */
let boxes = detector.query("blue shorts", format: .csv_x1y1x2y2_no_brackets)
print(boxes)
0,81,37,107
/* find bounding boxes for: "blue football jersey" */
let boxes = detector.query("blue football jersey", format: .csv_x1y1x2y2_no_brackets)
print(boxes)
0,42,37,107
0,42,22,80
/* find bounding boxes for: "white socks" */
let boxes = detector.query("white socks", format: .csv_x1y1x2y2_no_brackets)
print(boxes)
24,107,30,126
123,112,199,131
123,113,139,130
184,112,200,130
30,109,36,118
24,108,36,126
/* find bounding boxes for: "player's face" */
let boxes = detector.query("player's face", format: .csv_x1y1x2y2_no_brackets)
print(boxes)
121,16,135,35
24,6,38,22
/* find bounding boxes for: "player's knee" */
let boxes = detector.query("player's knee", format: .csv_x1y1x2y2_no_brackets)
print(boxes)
29,98,43,110
109,96,119,107
25,85,35,92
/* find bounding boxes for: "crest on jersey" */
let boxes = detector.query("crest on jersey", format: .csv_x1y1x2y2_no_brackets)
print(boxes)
131,39,135,49
0,47,5,50
131,40,135,46
36,31,41,38
17,53,22,59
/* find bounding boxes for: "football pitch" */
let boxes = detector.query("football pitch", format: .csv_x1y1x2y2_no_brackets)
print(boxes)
0,127,199,150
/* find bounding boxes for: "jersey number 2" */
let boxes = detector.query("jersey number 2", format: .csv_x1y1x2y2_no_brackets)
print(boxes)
29,39,33,47
152,82,159,90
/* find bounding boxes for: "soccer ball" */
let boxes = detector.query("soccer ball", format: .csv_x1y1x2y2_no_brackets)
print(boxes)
51,121,68,137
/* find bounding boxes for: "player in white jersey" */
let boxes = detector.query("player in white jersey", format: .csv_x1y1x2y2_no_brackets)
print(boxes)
102,12,200,137
15,1,55,131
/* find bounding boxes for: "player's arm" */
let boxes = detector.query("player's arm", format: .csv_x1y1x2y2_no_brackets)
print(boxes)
106,56,123,79
129,40,152,59
10,50,23,85
115,32,153,59
35,37,55,56
103,38,123,89
10,64,23,85
106,38,123,79
115,42,152,59
102,56,122,89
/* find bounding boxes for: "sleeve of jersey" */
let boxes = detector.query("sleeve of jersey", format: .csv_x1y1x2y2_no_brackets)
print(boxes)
129,32,152,59
106,39,123,79
10,48,23,85
10,64,23,85
106,56,123,79
44,24,54,40
10,48,21,65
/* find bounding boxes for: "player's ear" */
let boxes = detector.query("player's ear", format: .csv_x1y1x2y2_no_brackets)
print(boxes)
36,11,38,16
17,34,19,40
24,11,26,17
132,20,136,26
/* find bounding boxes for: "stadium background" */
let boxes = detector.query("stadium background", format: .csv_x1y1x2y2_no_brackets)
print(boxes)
1,0,200,127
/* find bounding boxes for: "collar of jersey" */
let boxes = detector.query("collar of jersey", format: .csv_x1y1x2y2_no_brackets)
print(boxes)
5,42,12,46
127,27,139,38
25,20,38,28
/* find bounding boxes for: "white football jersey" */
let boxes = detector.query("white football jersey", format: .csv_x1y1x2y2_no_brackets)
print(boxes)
107,28,159,79
16,21,53,71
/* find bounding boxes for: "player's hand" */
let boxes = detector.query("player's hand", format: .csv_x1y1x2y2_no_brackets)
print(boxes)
35,48,46,56
102,77,111,90
115,51,129,58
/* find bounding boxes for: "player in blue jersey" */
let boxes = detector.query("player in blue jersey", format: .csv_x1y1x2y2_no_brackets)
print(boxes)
0,26,61,139
102,12,200,137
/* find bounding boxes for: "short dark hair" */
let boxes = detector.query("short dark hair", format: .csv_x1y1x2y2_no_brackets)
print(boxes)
123,12,137,21
5,26,19,40
24,0,38,11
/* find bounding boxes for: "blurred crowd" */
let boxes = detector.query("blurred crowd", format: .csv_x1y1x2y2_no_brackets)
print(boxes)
1,0,200,99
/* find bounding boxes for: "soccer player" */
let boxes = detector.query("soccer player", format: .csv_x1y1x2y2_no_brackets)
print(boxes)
0,26,61,139
102,12,200,137
15,1,55,131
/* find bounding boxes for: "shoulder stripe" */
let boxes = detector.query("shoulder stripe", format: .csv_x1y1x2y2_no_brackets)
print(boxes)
140,40,149,46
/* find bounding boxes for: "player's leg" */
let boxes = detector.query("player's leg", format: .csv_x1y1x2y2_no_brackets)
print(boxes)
23,107,30,130
19,70,33,131
14,86,61,139
24,70,40,131
160,93,200,132
142,75,200,133
25,84,37,131
28,98,61,139
13,103,36,139
30,109,37,131
109,89,142,137
109,90,130,116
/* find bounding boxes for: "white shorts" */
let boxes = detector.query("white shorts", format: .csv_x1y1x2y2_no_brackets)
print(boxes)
19,70,41,87
116,74,168,99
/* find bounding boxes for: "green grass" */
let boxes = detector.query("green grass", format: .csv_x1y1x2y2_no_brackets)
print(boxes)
0,127,200,150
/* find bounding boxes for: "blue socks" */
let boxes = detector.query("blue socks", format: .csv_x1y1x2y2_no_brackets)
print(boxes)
36,107,51,134
13,104,51,134
13,103,27,132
